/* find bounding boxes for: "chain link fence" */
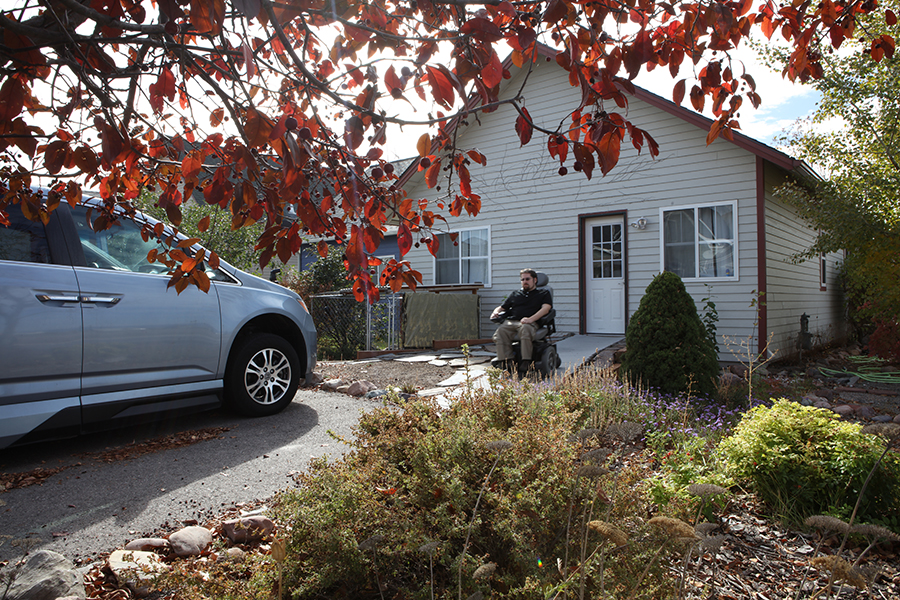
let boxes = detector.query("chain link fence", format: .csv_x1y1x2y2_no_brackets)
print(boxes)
310,290,405,359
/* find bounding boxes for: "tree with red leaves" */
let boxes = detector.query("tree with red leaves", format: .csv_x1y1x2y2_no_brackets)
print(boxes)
0,0,893,299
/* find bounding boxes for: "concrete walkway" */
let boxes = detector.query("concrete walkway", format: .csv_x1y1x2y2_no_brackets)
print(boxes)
555,334,624,372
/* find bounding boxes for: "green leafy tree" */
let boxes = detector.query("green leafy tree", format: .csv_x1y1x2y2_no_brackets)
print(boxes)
138,190,265,273
622,272,720,397
766,2,900,354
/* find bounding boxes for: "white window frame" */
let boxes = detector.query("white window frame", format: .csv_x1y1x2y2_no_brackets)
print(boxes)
432,225,491,287
819,253,827,291
659,201,739,281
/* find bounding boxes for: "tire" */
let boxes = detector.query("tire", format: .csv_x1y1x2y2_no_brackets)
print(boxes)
226,333,300,417
539,345,558,377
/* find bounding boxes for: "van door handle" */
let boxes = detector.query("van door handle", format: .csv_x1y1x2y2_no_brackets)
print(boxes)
79,295,121,305
36,294,80,303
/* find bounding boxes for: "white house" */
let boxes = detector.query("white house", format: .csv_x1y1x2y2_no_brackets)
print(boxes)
398,47,847,362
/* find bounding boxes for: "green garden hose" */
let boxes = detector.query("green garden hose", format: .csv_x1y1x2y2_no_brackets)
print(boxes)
818,355,900,383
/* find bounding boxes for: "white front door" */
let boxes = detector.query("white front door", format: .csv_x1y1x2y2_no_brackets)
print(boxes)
584,216,625,334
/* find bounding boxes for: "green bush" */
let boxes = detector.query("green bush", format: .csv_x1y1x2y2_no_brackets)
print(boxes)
621,272,720,397
717,399,900,524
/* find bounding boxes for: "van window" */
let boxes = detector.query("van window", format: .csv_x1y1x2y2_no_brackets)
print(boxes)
0,204,51,264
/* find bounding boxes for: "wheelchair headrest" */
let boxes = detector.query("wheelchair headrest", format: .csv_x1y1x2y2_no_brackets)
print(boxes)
535,271,549,288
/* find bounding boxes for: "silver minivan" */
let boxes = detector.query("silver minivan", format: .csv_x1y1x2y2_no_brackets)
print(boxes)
0,197,316,449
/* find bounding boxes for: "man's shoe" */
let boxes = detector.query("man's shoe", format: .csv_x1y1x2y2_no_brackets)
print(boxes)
492,358,515,372
518,360,533,375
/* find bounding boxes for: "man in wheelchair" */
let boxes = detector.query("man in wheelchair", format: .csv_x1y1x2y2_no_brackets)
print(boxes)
490,268,555,376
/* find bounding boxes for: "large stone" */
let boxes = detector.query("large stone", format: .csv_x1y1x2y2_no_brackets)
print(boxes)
894,414,900,424
108,550,168,598
814,388,834,401
832,405,853,417
321,378,348,391
124,538,169,552
3,550,85,600
222,516,275,544
303,372,324,387
854,404,876,419
347,380,377,396
168,526,212,557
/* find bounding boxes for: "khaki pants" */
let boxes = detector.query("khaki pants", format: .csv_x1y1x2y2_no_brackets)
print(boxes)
493,319,537,361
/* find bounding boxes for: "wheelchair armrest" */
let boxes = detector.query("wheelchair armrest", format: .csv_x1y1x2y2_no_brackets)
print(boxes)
537,308,556,328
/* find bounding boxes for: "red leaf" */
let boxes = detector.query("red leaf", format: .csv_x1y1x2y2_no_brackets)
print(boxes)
345,224,367,268
887,10,898,26
689,85,705,112
482,51,503,89
398,224,412,256
344,116,365,150
596,132,621,176
426,65,456,108
515,108,533,146
44,140,69,175
244,107,273,148
673,79,686,106
0,77,28,123
385,65,403,96
459,17,503,43
424,235,440,257
425,158,441,188
542,0,568,23
190,0,225,35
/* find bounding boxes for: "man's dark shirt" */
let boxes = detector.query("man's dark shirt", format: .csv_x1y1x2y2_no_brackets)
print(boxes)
501,287,552,320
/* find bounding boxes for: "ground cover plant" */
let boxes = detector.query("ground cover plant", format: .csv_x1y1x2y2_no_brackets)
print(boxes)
718,399,900,528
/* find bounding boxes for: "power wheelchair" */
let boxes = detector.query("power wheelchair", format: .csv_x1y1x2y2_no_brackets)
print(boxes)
489,271,562,377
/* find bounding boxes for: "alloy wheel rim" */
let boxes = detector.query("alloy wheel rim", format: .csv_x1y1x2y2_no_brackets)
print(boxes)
244,348,292,405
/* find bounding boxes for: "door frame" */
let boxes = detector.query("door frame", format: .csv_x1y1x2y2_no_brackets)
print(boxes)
578,211,629,335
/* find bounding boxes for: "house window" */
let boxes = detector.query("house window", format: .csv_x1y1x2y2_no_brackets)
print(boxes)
820,253,827,291
434,227,490,285
661,202,737,279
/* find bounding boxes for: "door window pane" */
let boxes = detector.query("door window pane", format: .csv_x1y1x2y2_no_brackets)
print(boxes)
0,204,51,264
591,224,623,280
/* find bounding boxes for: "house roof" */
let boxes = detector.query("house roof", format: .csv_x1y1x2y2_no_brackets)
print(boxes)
398,43,820,185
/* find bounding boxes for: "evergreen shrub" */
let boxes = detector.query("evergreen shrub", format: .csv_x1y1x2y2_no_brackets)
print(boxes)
621,271,720,397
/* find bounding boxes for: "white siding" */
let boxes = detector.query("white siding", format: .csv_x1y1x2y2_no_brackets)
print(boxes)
401,58,844,358
763,166,848,360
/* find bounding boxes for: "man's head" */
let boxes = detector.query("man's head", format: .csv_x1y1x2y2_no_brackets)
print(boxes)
520,268,538,291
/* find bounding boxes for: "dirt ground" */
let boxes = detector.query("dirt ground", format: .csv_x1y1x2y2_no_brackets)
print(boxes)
316,358,461,390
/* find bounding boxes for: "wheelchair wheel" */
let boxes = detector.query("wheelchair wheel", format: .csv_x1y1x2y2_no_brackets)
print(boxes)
539,345,558,376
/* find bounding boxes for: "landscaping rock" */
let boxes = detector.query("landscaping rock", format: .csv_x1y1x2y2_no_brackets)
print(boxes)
814,388,834,401
3,550,85,600
124,538,169,552
365,389,388,398
800,394,821,406
894,414,900,424
832,405,853,417
108,550,168,597
729,364,749,379
813,399,832,409
222,548,246,563
321,378,348,391
872,414,894,423
347,380,377,396
223,515,275,544
854,404,876,419
720,372,742,387
303,372,324,387
168,526,212,557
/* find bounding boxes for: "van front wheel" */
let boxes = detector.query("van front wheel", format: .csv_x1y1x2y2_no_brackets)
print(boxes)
226,333,300,416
